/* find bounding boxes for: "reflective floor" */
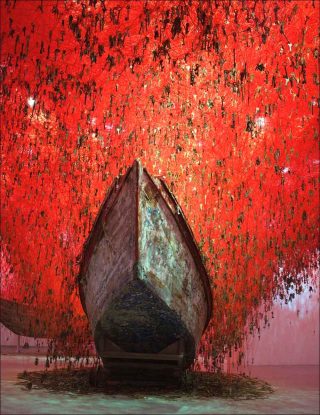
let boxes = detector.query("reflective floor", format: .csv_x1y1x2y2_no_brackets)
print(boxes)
1,354,319,414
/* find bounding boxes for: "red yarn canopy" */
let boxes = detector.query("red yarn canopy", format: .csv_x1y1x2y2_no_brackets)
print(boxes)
1,0,318,365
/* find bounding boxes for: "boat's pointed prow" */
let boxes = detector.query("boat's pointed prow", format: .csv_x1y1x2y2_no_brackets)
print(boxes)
128,158,142,173
132,158,142,168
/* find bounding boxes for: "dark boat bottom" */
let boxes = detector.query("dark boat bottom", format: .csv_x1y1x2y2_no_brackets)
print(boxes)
93,278,195,373
101,361,185,385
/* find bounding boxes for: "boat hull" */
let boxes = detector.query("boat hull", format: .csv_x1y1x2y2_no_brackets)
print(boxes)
78,160,212,371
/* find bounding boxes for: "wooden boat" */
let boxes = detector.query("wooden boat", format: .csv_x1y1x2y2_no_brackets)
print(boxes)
78,160,212,376
0,298,50,338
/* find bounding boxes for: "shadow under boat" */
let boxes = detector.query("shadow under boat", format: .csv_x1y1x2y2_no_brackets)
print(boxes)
78,159,213,379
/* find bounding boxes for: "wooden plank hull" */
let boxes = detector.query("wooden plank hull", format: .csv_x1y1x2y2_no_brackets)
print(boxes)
0,298,52,338
78,160,212,371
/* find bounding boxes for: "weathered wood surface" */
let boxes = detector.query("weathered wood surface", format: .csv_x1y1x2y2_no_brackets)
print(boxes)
80,163,138,335
78,160,212,370
139,171,209,349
